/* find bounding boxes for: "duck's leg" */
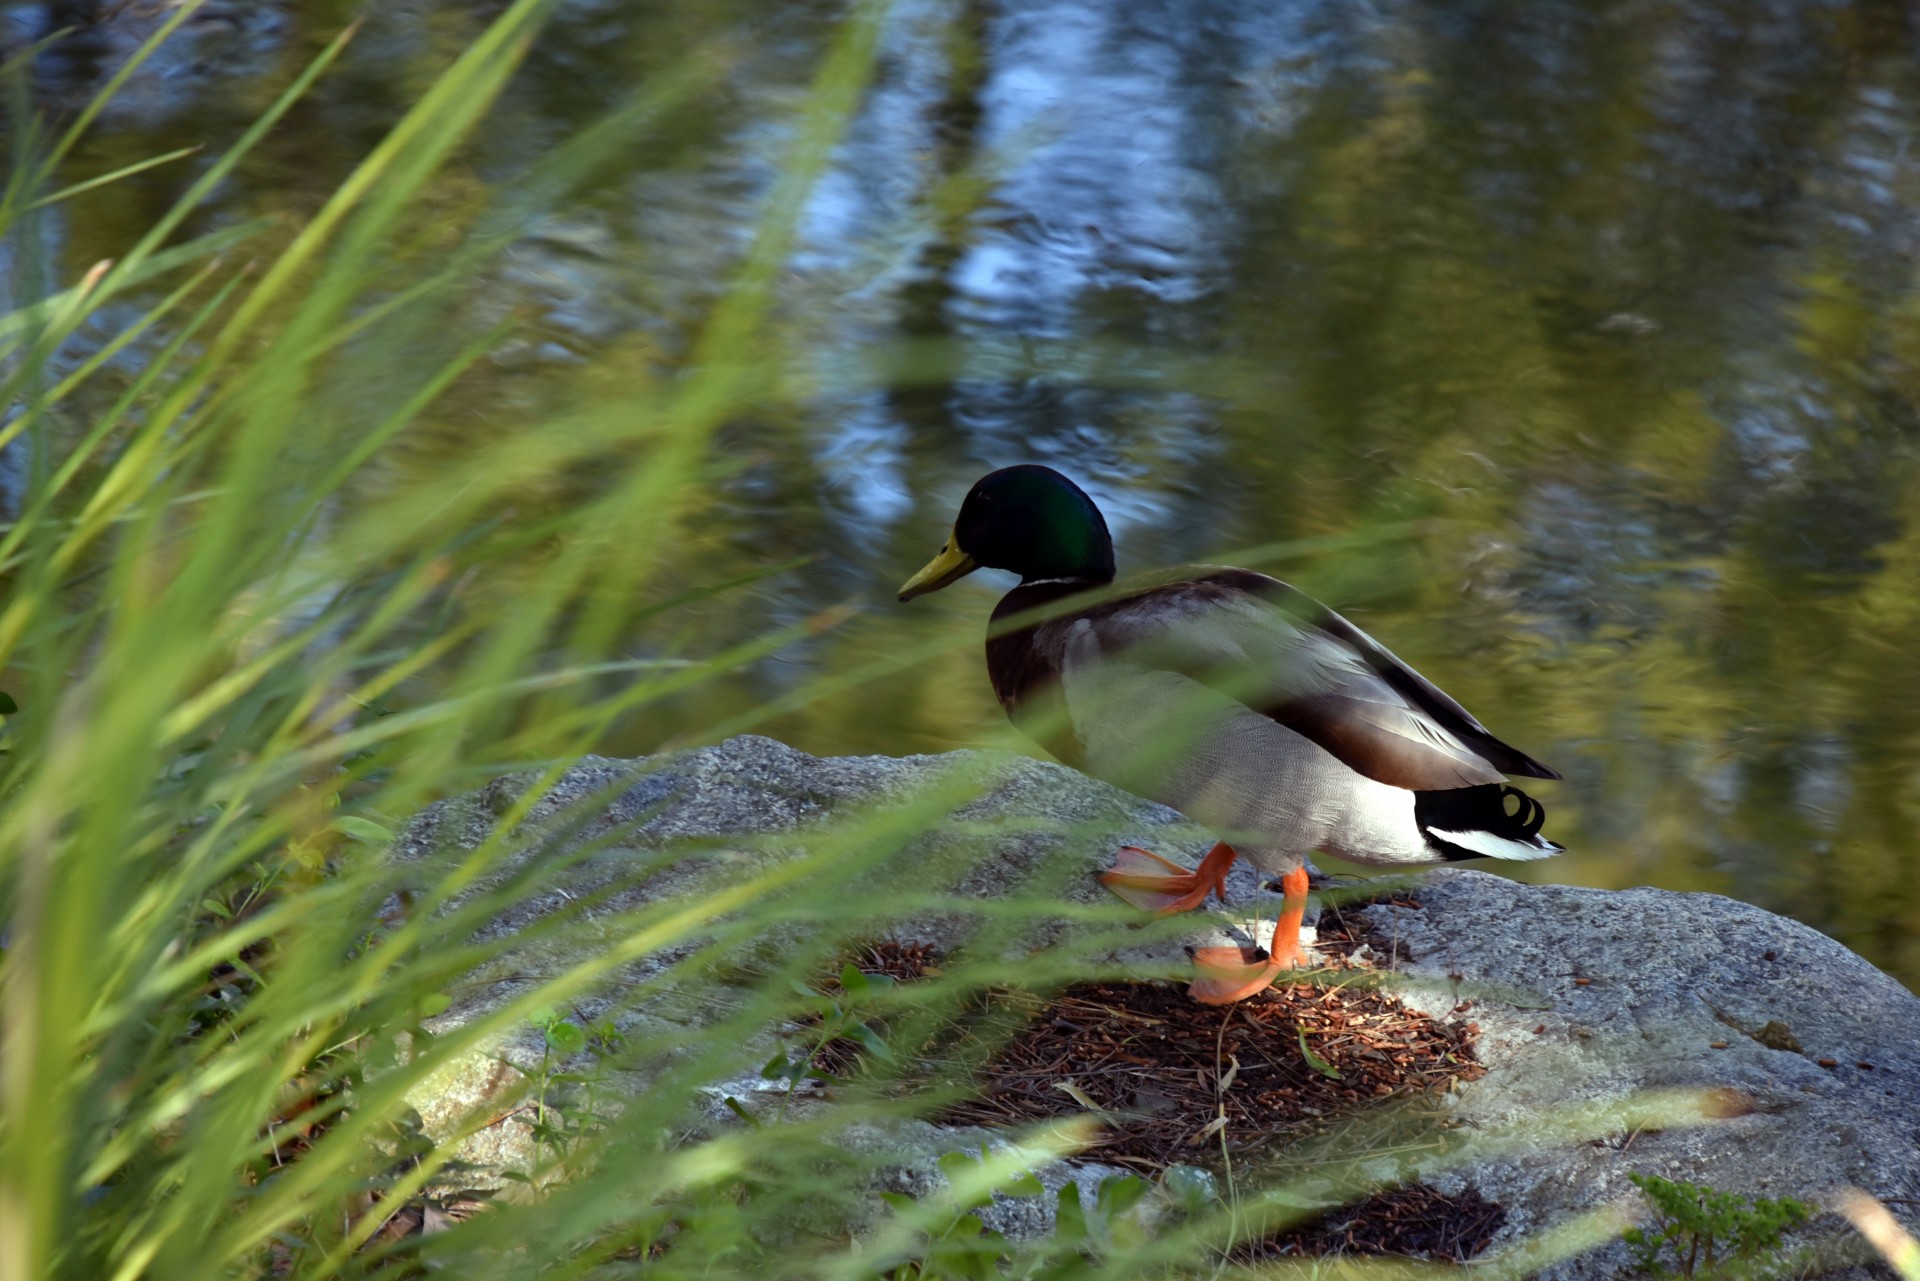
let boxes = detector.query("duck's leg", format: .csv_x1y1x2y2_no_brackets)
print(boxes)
1188,866,1311,1005
1100,841,1237,914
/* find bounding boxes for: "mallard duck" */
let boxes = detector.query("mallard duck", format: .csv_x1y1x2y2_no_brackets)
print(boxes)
898,464,1562,1003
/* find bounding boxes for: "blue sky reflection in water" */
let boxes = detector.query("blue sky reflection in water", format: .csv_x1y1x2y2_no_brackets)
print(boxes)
21,0,1920,984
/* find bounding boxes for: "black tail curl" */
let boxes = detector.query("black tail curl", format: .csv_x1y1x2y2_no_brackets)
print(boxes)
1498,785,1547,837
1413,782,1557,861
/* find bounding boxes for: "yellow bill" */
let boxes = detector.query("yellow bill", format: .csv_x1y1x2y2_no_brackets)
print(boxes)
898,533,980,600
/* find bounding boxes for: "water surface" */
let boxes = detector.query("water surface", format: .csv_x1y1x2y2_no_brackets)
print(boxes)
19,0,1920,983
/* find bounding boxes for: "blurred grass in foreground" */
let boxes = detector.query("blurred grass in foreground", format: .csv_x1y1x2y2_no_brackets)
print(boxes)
0,3,1891,1279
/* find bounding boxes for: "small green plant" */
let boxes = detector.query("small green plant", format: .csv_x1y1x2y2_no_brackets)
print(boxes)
514,1005,627,1169
1624,1173,1813,1279
1051,1171,1152,1262
727,962,899,1126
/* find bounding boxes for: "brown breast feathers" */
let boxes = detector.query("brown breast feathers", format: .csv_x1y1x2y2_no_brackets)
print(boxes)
985,580,1101,769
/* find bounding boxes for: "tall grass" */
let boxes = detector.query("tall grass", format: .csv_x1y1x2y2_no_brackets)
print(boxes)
0,4,1801,1279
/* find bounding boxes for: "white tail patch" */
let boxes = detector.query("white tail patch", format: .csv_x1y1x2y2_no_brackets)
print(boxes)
1427,827,1563,861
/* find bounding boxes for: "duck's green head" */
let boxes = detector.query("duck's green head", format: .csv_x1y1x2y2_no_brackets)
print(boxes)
898,465,1116,601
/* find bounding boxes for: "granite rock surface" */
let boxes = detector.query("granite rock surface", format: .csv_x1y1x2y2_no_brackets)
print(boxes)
390,734,1920,1273
1364,871,1920,1278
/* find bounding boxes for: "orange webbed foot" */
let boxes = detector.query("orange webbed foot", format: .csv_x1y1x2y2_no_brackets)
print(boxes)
1189,944,1289,1004
1100,841,1237,915
1186,866,1313,1005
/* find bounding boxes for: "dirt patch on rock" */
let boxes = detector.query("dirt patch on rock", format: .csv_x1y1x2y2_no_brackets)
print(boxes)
822,916,1502,1262
940,967,1484,1169
1241,1183,1508,1262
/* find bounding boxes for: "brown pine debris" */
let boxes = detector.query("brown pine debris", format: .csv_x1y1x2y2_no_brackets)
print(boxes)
939,967,1483,1168
842,939,941,985
828,917,1503,1263
1242,1183,1508,1263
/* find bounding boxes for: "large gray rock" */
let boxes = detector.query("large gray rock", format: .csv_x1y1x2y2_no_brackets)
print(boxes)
390,734,1920,1273
389,734,1245,1227
1363,871,1920,1278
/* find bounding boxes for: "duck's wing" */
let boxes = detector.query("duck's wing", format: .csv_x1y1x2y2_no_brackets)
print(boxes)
1060,568,1560,791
